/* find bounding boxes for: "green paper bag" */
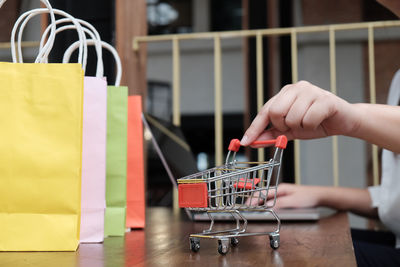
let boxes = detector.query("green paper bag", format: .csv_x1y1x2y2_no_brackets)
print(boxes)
105,85,128,236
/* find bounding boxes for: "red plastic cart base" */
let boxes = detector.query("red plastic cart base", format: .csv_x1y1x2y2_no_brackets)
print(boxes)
178,183,208,208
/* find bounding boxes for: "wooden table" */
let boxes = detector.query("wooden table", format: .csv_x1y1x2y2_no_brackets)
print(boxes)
0,207,356,267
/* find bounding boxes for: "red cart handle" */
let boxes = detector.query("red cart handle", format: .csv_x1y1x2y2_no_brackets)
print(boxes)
228,135,287,152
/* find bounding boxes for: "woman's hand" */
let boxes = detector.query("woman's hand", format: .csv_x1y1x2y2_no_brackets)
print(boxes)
247,183,322,209
267,183,322,209
246,183,378,218
241,81,360,147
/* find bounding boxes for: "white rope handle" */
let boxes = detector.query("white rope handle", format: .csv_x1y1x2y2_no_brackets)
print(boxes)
1,0,57,63
38,18,87,64
75,19,103,75
39,18,104,77
63,40,122,86
41,24,100,76
13,9,85,66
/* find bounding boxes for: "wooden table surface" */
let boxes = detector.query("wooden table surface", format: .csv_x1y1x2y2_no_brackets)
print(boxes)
0,207,357,267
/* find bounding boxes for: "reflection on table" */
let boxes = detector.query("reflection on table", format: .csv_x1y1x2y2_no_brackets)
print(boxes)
0,207,357,267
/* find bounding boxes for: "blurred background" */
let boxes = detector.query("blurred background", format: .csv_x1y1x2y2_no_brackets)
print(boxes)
1,0,400,229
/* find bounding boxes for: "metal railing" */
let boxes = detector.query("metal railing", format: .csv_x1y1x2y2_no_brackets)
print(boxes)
0,41,39,50
0,41,40,62
134,20,400,187
1,21,397,194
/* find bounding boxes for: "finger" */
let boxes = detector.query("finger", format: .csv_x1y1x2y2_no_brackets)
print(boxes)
302,98,335,132
262,188,277,200
267,196,297,209
246,184,290,205
268,86,298,133
265,184,291,200
246,197,262,206
285,94,315,130
245,191,265,206
241,85,297,146
241,95,277,146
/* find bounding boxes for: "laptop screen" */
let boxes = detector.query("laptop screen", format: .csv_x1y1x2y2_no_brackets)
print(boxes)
143,114,198,184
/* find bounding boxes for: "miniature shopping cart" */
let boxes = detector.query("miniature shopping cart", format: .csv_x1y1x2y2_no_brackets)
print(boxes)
178,135,287,255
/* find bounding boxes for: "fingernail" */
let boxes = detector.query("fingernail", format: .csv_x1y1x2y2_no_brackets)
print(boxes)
240,135,249,146
266,200,274,207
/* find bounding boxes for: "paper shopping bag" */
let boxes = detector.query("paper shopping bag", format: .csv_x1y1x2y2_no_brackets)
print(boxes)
126,96,145,229
80,77,107,243
104,85,128,236
0,62,84,251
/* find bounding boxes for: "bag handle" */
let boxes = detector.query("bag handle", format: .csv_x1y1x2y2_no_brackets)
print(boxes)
63,40,122,86
0,0,56,63
13,9,85,67
38,18,104,77
42,24,96,76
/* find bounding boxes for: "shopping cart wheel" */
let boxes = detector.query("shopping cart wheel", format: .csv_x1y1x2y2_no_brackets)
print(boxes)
269,233,280,249
230,237,239,247
190,237,200,252
218,239,229,255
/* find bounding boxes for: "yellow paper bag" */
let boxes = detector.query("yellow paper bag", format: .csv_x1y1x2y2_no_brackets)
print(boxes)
0,62,84,251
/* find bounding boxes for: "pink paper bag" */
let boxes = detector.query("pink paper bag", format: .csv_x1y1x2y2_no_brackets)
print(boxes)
80,76,107,243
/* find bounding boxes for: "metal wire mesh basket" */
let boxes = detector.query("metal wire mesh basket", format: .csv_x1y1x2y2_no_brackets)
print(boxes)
178,135,287,255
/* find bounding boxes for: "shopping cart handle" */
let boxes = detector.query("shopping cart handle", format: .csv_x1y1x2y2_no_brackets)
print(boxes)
228,135,287,152
252,135,288,149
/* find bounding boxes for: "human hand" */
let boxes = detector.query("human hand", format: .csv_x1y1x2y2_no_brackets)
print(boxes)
247,183,322,209
241,81,361,147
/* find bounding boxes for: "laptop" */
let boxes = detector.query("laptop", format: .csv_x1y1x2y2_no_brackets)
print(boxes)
142,113,333,221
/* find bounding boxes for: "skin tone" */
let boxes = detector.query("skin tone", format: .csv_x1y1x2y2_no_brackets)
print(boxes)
250,184,378,219
241,81,400,217
240,82,400,217
241,0,400,217
241,81,400,152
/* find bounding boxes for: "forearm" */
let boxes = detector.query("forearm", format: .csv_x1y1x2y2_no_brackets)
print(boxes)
351,103,400,153
316,186,378,219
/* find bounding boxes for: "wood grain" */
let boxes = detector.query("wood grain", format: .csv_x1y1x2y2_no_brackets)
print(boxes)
0,208,356,267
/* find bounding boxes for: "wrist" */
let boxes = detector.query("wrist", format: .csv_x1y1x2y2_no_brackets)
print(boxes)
314,186,334,207
346,103,365,138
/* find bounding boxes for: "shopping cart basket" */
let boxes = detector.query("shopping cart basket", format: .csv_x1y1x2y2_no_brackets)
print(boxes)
178,135,287,255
